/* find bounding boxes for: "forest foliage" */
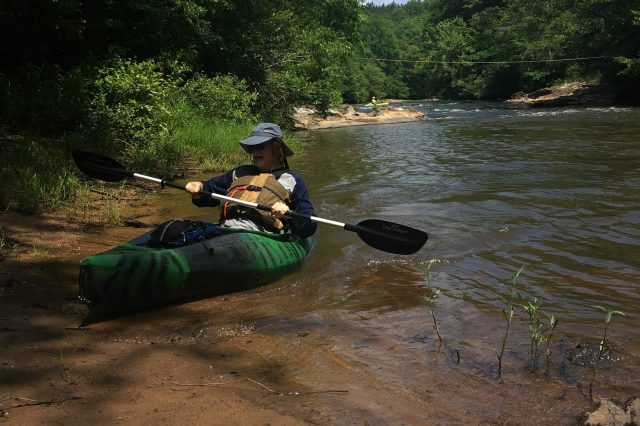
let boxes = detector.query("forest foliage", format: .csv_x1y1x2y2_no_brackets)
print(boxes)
2,0,640,142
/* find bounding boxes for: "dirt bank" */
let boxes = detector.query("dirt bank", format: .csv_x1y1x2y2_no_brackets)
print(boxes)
2,195,627,425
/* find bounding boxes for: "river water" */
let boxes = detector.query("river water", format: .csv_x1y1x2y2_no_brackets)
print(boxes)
40,103,640,423
283,103,640,421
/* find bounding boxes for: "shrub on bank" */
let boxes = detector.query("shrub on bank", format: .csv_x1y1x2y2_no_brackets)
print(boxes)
180,74,257,123
88,59,171,161
0,58,300,216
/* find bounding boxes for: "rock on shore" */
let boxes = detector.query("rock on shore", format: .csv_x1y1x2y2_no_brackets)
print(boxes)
505,81,616,107
292,104,426,130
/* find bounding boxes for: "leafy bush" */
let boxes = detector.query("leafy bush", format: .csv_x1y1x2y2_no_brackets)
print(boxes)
86,61,260,173
88,59,172,156
180,74,256,122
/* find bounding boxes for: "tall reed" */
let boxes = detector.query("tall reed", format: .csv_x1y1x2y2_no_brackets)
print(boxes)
521,297,560,372
425,289,442,344
495,265,524,380
423,259,447,344
521,297,544,369
589,305,625,401
543,312,559,373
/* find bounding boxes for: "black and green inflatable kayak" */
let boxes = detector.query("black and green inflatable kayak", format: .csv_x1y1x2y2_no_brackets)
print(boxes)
78,225,315,325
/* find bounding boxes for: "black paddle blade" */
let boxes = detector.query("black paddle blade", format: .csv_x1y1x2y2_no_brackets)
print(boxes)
346,219,428,255
72,150,132,182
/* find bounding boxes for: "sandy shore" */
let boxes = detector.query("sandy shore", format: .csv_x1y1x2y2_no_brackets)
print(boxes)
0,207,325,425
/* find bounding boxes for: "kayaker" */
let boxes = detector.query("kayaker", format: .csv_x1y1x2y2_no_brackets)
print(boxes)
371,96,379,113
185,123,317,238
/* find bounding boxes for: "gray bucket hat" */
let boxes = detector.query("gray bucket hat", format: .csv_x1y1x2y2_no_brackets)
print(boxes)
239,123,294,156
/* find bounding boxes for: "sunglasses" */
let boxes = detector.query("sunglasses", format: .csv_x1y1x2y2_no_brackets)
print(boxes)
243,140,276,153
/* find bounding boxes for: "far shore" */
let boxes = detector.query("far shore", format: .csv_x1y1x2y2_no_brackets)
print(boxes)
292,104,427,130
292,81,619,130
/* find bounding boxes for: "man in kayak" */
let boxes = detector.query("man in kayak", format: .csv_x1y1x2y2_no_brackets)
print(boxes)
185,123,317,238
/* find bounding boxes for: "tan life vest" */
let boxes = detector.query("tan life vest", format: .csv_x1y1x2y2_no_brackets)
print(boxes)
221,173,291,230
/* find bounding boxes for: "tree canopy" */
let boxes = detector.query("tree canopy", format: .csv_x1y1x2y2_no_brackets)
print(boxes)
2,0,639,136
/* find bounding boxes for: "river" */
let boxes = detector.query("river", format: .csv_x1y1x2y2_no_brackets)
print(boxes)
284,103,640,422
14,102,640,424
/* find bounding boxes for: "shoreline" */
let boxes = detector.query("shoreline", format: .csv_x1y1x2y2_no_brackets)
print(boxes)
291,81,621,130
504,81,616,107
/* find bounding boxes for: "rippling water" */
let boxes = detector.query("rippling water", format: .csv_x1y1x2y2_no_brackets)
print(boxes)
285,103,640,416
297,103,639,320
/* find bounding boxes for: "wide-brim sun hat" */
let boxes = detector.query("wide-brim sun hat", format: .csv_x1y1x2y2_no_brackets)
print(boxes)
240,123,294,156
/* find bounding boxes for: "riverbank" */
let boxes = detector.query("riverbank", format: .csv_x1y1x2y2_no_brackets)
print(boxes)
0,198,319,424
4,199,633,426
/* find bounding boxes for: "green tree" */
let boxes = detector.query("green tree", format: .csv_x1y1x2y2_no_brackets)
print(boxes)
418,17,483,98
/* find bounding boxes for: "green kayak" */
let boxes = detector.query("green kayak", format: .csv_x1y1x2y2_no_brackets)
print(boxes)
78,224,315,325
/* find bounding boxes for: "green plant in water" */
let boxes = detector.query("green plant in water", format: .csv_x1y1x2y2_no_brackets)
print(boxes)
542,312,559,373
589,305,626,401
425,288,442,344
521,297,544,369
521,298,560,372
423,258,447,344
494,265,524,380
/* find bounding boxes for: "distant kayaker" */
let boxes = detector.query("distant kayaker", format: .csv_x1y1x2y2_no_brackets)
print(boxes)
185,123,317,238
370,96,379,113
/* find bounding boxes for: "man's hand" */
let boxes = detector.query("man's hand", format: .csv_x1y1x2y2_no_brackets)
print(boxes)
185,181,203,197
271,201,290,219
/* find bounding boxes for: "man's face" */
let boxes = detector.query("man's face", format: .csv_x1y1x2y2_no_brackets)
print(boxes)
247,140,281,171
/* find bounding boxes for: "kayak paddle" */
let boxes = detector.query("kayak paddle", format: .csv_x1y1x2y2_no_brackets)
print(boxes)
72,150,428,255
